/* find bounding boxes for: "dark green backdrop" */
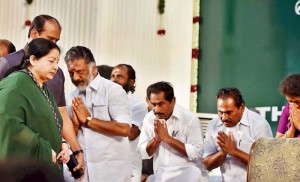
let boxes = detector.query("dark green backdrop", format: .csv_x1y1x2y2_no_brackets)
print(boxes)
197,0,300,135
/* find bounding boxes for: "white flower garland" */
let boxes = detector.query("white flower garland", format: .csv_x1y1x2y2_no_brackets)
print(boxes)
190,0,200,112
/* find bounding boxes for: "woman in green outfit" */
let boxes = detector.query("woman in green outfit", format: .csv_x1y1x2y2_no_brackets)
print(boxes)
0,38,68,181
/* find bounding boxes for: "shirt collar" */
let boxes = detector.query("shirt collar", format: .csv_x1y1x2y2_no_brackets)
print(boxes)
239,107,250,126
88,74,101,91
74,74,101,94
170,104,181,120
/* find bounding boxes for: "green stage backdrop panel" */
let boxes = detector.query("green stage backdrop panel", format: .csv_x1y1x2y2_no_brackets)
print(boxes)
197,0,300,136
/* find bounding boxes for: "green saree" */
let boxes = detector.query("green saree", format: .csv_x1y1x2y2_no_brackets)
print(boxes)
0,71,63,181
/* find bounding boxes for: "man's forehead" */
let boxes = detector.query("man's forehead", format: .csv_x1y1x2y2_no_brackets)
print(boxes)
217,97,236,105
112,68,121,74
113,66,127,73
150,99,165,105
68,64,75,70
150,92,166,101
217,107,233,112
68,59,88,68
67,61,79,70
40,21,61,39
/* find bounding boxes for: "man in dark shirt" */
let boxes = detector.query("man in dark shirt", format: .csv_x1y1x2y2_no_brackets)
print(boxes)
0,15,84,176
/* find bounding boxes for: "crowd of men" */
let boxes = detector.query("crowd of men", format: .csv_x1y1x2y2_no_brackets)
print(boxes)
4,14,298,182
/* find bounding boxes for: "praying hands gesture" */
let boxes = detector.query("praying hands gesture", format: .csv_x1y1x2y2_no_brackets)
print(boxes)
152,118,188,157
289,104,300,131
154,118,170,142
217,131,237,155
72,97,91,125
216,131,249,165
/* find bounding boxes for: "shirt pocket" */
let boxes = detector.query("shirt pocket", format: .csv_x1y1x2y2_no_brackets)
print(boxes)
92,104,111,121
237,135,254,153
176,132,187,143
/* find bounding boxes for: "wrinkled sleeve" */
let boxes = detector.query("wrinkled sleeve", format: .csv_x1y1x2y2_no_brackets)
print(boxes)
108,85,132,125
203,120,218,158
138,113,153,159
184,117,204,160
131,102,148,130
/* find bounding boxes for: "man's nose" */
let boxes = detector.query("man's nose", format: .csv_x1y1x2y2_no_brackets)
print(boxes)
221,113,229,120
73,73,81,81
154,106,161,113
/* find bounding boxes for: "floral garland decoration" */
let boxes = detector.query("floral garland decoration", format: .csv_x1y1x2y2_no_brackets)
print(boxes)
190,0,200,112
157,0,166,36
24,0,34,27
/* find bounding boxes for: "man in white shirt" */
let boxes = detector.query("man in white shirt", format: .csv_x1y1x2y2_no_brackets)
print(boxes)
203,87,273,182
64,46,132,182
138,81,208,182
111,64,148,182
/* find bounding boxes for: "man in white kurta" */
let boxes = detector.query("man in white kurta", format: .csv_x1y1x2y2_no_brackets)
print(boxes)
204,107,272,181
64,46,132,182
138,82,208,182
128,94,148,181
203,87,273,182
111,64,148,182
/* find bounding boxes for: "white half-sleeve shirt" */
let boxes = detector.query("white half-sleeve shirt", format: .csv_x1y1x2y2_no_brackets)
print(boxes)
128,93,148,181
203,107,273,182
66,75,132,182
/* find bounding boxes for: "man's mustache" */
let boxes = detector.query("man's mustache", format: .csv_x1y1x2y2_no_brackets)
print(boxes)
72,80,84,85
222,119,231,123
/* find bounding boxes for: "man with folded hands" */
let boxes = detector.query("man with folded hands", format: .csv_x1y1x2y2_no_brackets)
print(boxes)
64,46,132,182
203,87,272,182
138,81,208,182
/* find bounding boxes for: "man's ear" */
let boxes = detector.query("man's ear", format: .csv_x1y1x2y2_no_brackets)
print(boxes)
238,103,245,112
241,103,245,110
129,79,135,87
172,97,176,104
92,65,98,75
30,28,39,39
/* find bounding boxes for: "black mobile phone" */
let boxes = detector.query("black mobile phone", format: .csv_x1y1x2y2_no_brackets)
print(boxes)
67,154,84,179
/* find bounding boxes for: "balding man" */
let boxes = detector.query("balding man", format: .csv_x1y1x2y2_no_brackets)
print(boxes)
0,39,16,57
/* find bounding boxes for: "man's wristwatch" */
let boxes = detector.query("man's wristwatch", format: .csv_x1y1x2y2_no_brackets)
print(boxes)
85,116,93,127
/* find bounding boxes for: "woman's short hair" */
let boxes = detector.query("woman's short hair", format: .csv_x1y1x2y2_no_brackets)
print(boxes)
280,74,300,97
